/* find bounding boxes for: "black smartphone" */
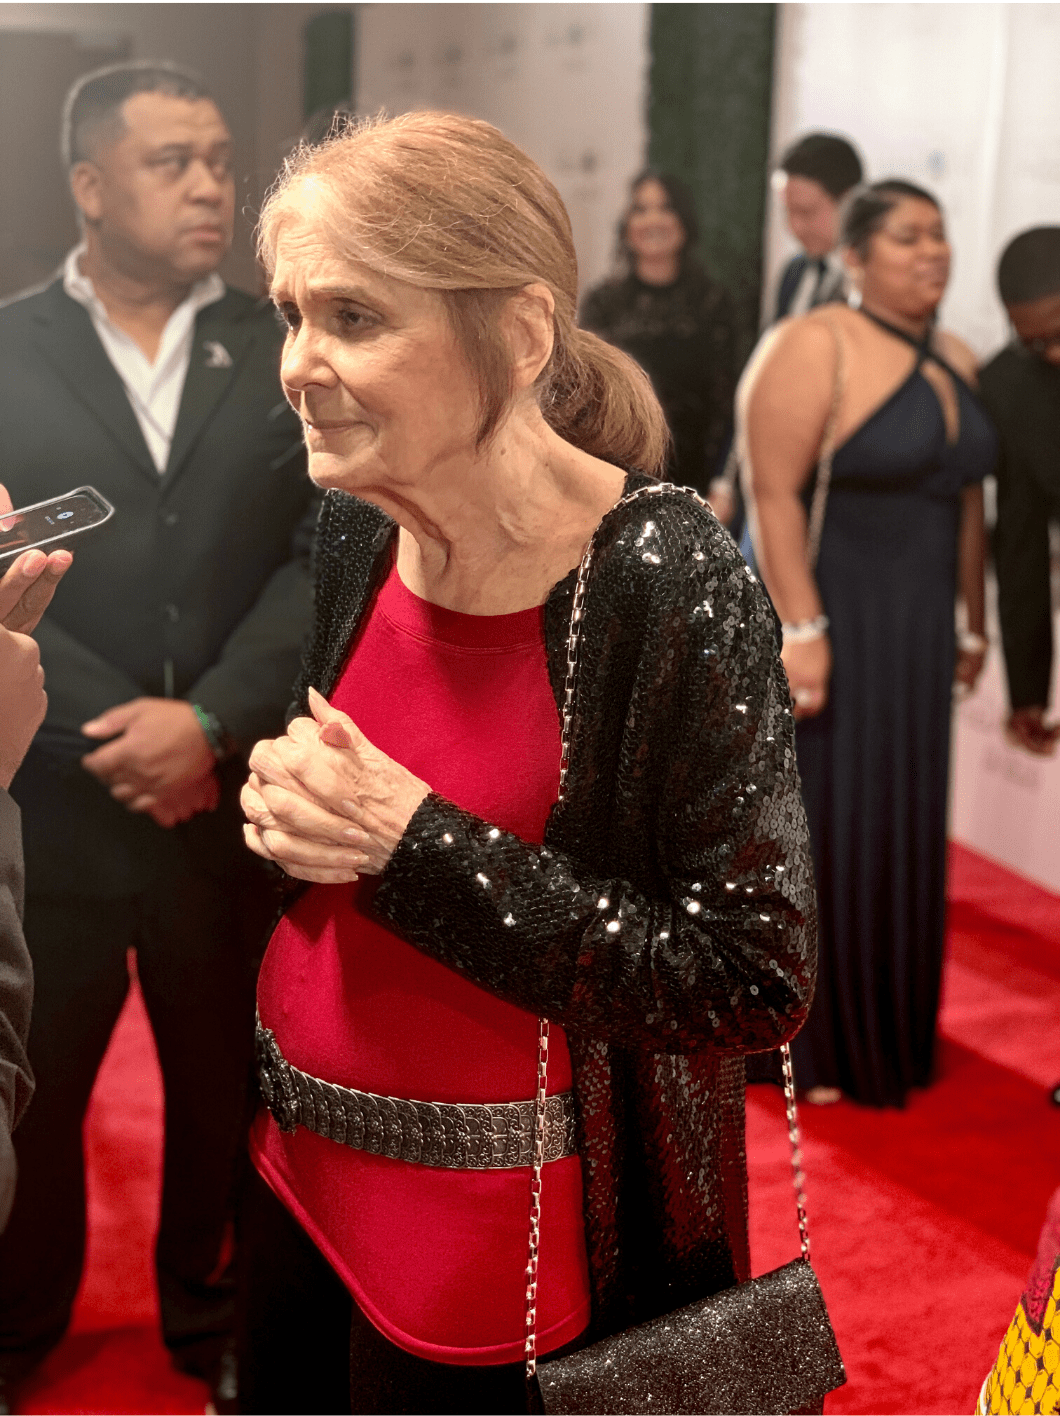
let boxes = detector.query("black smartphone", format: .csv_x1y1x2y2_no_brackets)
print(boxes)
0,486,115,565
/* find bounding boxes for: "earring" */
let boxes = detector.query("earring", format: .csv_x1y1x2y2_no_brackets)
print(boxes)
847,286,862,311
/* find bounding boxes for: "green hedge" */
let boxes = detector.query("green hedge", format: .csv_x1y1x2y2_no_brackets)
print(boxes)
649,3,777,367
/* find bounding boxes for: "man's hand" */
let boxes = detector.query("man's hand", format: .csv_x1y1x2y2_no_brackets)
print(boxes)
138,772,222,829
954,646,987,694
1005,705,1060,757
80,698,217,818
0,627,47,790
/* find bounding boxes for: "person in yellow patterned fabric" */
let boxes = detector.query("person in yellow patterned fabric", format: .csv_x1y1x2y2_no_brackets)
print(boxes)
978,1185,1060,1414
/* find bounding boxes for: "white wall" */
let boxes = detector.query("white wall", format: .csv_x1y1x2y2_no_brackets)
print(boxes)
768,3,1060,358
355,2,650,294
952,618,1060,895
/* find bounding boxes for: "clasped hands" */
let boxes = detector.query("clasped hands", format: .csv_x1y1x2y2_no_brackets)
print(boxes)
241,688,430,884
81,698,220,829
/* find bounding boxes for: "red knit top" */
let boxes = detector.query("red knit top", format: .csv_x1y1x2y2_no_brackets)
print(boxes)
251,562,591,1365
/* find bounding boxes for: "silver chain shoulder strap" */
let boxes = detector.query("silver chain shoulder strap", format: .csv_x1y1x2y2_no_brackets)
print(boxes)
728,315,846,571
524,483,811,1384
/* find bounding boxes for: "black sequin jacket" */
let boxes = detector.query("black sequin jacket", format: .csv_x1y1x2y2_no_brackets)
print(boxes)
289,472,816,1341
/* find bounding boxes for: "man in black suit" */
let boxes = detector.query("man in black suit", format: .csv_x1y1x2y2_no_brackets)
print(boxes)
0,62,313,1406
980,227,1060,759
772,132,863,321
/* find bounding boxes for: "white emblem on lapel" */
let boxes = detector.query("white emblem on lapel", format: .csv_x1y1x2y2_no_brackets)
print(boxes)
203,340,232,369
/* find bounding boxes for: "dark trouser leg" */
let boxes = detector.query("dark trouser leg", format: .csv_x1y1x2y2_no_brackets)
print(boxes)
236,1163,529,1416
236,1167,352,1414
136,853,271,1375
0,896,134,1376
348,1298,528,1416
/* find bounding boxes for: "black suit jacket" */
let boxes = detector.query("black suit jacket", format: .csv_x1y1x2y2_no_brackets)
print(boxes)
0,278,316,896
979,344,1060,710
773,253,845,321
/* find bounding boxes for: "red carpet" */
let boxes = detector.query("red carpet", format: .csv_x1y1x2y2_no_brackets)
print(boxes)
749,843,1060,1415
12,842,1060,1414
15,975,209,1415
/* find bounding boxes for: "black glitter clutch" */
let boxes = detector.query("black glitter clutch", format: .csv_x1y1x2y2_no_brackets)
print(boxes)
536,1255,844,1415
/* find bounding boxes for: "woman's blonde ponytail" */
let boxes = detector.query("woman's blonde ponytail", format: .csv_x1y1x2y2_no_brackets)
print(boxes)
543,326,669,475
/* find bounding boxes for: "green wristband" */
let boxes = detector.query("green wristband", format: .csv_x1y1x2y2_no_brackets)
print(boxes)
191,703,231,761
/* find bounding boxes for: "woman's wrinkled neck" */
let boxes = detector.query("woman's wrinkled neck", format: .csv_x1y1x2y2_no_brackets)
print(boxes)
386,404,624,614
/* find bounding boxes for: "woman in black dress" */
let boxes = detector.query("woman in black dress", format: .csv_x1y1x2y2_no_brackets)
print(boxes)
580,173,736,497
739,181,997,1107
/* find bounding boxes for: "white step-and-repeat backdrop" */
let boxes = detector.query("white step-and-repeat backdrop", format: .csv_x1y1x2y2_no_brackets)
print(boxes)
355,2,650,295
952,628,1060,895
768,2,1060,358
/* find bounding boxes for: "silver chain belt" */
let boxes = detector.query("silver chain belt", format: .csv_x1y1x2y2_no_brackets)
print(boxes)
255,1019,578,1170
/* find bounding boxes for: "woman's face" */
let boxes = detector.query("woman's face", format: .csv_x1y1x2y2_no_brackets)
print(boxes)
625,179,686,266
854,197,950,318
271,216,483,498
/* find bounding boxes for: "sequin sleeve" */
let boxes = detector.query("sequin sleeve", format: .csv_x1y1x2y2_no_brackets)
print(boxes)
373,495,815,1055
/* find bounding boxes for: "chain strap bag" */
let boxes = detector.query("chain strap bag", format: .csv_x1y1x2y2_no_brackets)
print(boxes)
526,483,846,1416
804,317,845,571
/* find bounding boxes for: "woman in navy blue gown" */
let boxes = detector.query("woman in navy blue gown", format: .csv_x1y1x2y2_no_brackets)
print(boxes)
740,181,997,1107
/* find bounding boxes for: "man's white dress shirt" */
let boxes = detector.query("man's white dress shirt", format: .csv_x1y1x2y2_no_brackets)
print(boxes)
63,245,225,474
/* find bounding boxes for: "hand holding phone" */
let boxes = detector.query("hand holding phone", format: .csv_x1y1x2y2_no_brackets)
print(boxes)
0,485,74,634
0,482,74,788
0,486,113,566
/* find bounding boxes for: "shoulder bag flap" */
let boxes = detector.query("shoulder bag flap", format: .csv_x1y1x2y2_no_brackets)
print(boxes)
538,1257,845,1416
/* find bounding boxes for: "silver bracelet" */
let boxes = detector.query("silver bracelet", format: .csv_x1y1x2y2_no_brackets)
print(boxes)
957,630,988,655
782,614,830,646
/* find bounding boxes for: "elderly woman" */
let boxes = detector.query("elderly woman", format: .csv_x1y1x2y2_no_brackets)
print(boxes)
740,180,996,1110
238,112,815,1415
